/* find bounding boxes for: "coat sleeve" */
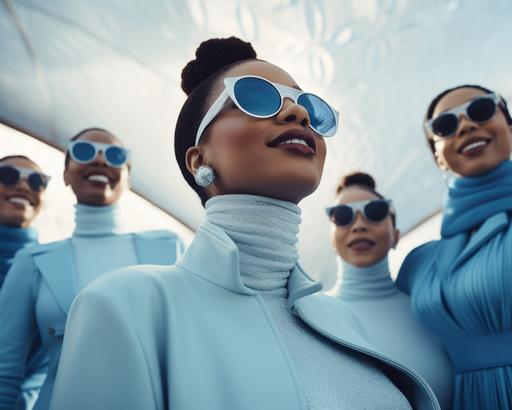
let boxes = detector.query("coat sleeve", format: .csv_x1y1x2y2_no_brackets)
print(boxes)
0,249,40,409
50,286,158,410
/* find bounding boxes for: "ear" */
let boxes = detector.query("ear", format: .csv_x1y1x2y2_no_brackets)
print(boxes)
63,168,70,186
185,146,207,176
434,147,448,171
392,229,400,249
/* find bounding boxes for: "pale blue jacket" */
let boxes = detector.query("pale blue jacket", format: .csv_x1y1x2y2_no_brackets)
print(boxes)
0,230,183,410
50,222,439,410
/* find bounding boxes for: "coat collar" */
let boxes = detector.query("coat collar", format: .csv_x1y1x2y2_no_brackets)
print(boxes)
176,222,322,304
451,212,509,270
31,231,179,315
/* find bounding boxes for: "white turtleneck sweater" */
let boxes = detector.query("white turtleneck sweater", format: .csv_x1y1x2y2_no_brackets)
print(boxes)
328,257,454,409
71,204,137,290
206,195,412,410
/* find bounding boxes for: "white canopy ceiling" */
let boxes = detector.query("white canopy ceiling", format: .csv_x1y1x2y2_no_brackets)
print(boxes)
1,0,511,284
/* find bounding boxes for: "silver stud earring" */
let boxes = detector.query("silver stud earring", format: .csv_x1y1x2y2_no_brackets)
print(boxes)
194,165,215,187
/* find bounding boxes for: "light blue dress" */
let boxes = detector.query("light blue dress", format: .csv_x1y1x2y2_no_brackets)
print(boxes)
328,257,453,409
0,204,184,410
397,160,512,409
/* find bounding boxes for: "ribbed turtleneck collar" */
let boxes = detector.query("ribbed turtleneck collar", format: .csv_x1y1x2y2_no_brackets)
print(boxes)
0,224,38,282
73,203,124,237
333,257,398,301
205,194,301,292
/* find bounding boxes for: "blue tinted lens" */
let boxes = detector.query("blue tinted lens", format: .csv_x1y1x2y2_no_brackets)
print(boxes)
331,205,354,227
28,173,46,191
0,166,20,185
72,142,96,162
234,77,281,117
105,146,128,167
297,93,337,136
364,200,389,222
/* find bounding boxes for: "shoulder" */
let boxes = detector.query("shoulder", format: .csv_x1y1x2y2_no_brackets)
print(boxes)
396,241,439,293
134,229,183,242
26,238,70,257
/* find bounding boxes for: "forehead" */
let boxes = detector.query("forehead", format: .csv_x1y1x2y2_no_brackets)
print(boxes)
0,157,42,172
335,186,379,204
77,130,122,145
434,87,489,116
223,60,300,89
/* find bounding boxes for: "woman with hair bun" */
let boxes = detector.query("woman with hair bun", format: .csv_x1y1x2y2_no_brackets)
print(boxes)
397,85,512,409
0,129,184,410
326,171,453,409
50,37,439,410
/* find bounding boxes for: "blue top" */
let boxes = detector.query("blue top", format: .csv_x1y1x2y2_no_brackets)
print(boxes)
0,224,38,288
0,204,183,410
329,257,453,409
397,160,512,410
0,224,44,410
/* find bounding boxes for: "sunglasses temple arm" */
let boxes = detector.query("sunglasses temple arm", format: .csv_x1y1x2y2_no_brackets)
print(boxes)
195,89,230,145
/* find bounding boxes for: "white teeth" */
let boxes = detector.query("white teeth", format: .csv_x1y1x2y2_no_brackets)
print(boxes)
462,140,488,153
278,138,309,147
8,197,31,207
87,174,109,183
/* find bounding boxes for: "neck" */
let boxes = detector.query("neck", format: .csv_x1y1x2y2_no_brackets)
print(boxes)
334,256,397,300
73,203,124,237
205,194,301,292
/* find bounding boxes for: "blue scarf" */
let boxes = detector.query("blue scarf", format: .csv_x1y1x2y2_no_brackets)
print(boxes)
441,160,512,237
0,224,38,287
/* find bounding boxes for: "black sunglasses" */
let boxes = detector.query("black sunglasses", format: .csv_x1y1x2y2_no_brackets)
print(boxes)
425,93,502,138
326,199,392,227
0,165,50,192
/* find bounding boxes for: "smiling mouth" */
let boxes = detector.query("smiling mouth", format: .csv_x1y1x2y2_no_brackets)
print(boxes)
348,238,376,251
7,196,33,208
267,130,316,155
85,173,111,185
458,138,491,155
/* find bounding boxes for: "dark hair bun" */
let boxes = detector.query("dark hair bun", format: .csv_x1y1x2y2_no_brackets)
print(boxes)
181,36,257,95
336,172,376,194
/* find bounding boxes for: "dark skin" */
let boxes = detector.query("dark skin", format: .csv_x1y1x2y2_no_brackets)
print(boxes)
0,158,45,228
186,60,327,204
63,130,130,206
330,187,400,268
432,87,512,177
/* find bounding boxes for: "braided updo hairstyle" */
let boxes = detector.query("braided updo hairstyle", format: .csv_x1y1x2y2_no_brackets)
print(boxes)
174,36,258,205
335,171,396,226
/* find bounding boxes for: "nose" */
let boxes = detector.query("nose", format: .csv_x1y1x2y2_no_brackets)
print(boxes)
91,150,108,166
275,98,310,129
14,178,32,192
351,212,368,233
455,114,478,138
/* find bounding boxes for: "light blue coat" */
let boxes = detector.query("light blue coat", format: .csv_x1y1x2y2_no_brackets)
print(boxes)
0,230,183,410
50,222,439,410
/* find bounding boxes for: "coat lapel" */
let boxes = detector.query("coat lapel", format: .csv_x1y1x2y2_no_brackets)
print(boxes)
452,212,509,270
32,240,77,314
